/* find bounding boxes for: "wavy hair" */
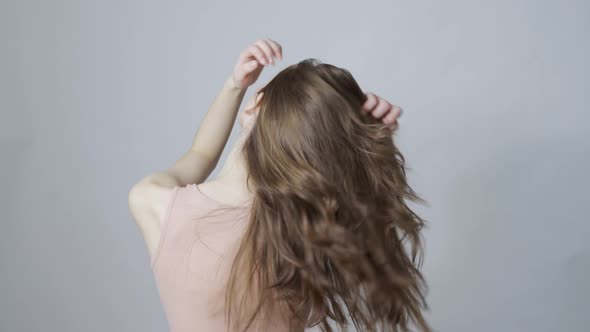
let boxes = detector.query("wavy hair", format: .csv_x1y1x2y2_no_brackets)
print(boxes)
223,58,431,332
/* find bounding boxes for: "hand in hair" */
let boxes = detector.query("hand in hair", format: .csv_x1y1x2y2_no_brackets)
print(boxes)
362,92,403,130
230,38,283,90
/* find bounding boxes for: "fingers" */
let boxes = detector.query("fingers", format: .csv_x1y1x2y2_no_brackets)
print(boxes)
361,92,379,112
254,40,277,65
240,59,259,75
247,44,269,65
233,38,283,89
382,106,401,125
387,121,399,130
266,38,283,60
371,98,392,119
242,38,283,66
362,91,403,127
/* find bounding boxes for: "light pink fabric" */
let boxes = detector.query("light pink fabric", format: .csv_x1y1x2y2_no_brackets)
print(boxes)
151,183,291,332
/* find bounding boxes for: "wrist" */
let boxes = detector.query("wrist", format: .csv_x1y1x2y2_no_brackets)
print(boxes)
224,75,247,92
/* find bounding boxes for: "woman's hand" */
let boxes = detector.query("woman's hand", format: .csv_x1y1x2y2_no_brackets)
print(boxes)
361,92,403,130
230,38,283,90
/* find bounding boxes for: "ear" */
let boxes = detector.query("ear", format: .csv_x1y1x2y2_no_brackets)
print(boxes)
254,92,264,107
245,92,264,114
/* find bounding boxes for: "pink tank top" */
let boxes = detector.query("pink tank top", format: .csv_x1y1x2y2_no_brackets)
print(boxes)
150,183,292,332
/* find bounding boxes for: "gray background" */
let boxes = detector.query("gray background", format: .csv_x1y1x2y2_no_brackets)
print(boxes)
2,0,589,331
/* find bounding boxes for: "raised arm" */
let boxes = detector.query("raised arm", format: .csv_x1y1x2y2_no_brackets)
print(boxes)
135,38,283,189
142,76,248,189
128,38,283,257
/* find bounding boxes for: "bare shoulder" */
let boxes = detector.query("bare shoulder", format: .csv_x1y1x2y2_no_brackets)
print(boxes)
128,178,179,256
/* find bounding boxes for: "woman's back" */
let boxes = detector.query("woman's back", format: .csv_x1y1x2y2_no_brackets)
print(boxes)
129,51,429,332
151,183,295,332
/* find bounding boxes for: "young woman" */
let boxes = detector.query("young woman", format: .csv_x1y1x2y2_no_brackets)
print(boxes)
128,38,430,332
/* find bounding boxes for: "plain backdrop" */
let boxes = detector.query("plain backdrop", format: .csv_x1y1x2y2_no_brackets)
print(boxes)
2,0,589,331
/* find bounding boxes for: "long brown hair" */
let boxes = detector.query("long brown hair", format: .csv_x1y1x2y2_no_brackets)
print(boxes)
224,58,431,332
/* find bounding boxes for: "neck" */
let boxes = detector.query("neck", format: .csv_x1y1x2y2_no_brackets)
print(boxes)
216,128,251,192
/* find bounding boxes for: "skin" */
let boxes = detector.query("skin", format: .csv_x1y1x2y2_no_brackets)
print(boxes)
128,38,403,262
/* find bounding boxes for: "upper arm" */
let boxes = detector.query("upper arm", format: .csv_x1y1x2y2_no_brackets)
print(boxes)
128,148,215,227
128,176,178,257
154,149,218,188
127,149,215,256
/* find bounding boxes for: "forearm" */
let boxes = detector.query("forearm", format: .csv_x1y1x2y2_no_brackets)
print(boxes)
143,75,247,188
190,75,247,162
140,38,283,189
